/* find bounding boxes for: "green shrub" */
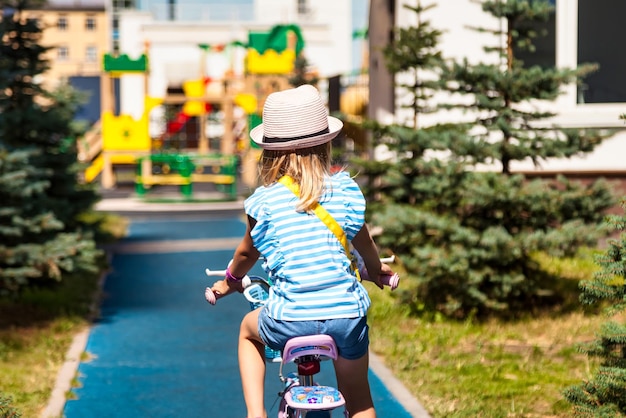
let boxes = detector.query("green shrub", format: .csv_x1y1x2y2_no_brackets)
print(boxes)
564,198,626,416
0,393,21,418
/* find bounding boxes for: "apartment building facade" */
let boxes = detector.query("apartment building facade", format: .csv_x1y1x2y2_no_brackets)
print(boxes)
21,1,109,123
26,1,109,86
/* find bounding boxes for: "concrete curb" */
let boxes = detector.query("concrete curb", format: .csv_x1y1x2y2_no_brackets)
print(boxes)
95,197,245,213
369,352,431,417
41,329,90,418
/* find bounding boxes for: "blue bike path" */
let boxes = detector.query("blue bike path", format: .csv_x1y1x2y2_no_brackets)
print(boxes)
63,216,416,417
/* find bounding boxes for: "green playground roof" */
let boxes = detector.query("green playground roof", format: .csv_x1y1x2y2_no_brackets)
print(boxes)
248,24,305,55
103,54,148,73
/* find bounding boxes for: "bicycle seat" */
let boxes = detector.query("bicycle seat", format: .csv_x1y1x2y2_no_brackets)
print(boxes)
282,334,339,364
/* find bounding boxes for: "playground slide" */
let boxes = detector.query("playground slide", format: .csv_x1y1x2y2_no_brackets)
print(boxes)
166,76,216,135
84,154,104,183
166,111,192,134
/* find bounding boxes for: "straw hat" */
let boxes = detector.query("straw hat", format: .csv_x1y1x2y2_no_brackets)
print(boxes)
250,85,343,150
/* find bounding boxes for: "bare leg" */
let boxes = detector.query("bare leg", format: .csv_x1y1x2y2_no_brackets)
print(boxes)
239,309,267,418
334,352,376,418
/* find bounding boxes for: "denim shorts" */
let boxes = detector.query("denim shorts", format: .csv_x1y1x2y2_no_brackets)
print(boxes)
257,308,369,360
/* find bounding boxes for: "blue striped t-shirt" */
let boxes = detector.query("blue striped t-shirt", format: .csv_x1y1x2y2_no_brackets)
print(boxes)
244,171,371,321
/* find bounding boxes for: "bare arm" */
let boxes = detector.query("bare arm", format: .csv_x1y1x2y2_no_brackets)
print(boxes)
229,215,261,277
352,224,393,289
211,215,260,296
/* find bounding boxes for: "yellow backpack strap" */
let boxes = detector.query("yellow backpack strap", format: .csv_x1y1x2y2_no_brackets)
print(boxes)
278,175,361,279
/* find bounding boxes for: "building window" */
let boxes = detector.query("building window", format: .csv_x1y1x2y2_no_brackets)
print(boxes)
513,9,556,70
297,0,308,14
86,46,97,62
578,0,626,103
112,0,135,8
57,46,69,61
85,16,96,31
57,15,68,30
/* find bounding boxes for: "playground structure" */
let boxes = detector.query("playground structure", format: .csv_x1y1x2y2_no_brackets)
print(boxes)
78,24,307,199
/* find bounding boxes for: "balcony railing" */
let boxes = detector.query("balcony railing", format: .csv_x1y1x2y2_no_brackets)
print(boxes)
139,2,254,22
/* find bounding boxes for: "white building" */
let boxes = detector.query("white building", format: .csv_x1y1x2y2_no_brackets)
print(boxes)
385,0,626,174
116,0,363,122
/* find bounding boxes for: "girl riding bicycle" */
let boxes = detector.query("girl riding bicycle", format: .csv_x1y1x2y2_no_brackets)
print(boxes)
207,84,393,418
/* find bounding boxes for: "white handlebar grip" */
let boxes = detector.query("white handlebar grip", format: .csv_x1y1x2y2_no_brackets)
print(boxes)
205,268,226,277
205,287,217,305
241,275,251,288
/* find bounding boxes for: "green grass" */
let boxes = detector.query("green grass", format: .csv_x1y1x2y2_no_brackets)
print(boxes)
0,223,610,418
0,212,123,417
366,248,606,417
0,271,103,417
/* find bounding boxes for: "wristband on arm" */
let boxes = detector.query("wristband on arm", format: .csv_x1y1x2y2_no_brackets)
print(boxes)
225,267,243,283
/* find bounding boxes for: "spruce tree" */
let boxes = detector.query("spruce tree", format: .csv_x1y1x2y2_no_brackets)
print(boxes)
357,0,615,318
0,392,21,417
357,1,469,209
382,2,442,127
0,0,101,295
288,55,319,88
441,0,606,175
563,198,626,417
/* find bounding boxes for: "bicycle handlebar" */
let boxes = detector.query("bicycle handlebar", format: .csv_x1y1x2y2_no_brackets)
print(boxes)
204,255,399,306
204,267,254,305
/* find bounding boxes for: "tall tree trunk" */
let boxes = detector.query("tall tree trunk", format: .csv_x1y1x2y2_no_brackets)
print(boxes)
368,0,396,123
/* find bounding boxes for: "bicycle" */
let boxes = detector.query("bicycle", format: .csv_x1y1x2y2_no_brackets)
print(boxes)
204,257,399,417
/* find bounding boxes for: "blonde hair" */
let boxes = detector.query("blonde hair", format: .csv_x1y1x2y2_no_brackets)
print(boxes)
259,142,332,212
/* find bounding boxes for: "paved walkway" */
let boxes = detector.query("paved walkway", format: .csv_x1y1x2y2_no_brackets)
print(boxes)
50,199,429,417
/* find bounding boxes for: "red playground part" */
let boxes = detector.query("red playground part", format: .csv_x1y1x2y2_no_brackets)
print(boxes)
166,112,191,134
165,76,214,135
165,103,213,135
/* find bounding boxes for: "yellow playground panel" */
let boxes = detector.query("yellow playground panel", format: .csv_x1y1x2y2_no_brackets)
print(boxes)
81,24,306,196
235,25,304,186
81,53,155,188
